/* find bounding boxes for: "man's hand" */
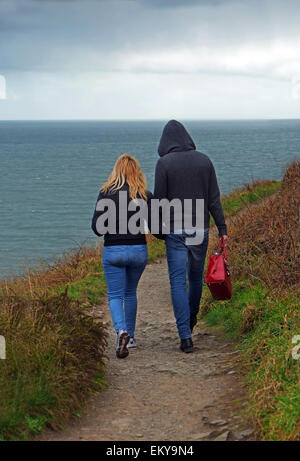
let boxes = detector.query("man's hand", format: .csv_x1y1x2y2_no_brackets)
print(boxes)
221,235,228,245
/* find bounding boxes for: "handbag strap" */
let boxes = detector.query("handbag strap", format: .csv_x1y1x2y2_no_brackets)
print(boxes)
216,236,227,259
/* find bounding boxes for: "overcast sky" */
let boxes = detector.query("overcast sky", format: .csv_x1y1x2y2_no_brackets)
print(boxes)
0,0,300,120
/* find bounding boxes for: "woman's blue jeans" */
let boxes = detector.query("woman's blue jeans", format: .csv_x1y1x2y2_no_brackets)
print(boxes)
102,245,148,337
165,231,209,340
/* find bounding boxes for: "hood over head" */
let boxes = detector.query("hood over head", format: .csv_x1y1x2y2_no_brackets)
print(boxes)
158,120,196,157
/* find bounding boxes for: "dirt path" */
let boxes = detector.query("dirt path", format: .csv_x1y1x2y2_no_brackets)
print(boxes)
40,258,255,442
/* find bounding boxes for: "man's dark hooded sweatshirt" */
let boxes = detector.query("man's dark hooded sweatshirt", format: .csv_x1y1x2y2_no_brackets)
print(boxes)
154,120,227,237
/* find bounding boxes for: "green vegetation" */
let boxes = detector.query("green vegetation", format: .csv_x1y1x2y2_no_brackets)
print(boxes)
221,180,281,217
0,170,293,441
53,274,106,304
0,292,107,440
202,282,300,440
201,162,300,440
147,237,166,262
147,179,281,262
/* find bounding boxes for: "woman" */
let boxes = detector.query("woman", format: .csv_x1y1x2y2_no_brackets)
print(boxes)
91,154,152,359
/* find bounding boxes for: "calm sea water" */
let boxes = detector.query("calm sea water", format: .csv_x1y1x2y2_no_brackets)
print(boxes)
0,119,299,278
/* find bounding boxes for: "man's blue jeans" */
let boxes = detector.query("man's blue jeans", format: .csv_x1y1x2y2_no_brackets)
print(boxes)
165,231,209,339
102,245,148,337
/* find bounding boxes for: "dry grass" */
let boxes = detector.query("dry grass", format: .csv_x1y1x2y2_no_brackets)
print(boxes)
210,162,300,291
0,244,103,298
0,241,108,440
241,304,262,334
0,233,167,440
0,290,107,440
0,172,290,440
202,161,300,440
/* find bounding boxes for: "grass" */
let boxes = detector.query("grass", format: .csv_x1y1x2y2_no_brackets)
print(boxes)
53,274,107,303
0,174,287,441
147,237,166,262
201,281,300,440
220,180,281,217
201,161,300,440
146,179,281,263
0,291,107,440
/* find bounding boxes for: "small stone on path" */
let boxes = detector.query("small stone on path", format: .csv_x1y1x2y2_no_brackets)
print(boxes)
214,431,230,441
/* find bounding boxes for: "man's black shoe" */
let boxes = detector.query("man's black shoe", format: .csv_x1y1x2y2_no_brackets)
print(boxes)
180,338,194,353
190,314,198,333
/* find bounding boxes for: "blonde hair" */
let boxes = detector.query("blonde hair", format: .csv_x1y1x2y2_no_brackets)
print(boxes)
102,153,147,200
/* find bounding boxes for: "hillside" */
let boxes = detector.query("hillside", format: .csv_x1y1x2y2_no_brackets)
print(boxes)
201,161,300,440
0,171,295,441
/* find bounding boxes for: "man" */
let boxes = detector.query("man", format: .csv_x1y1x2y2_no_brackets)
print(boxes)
154,120,228,353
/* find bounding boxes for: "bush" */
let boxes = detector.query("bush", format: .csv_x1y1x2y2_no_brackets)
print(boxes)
0,291,107,440
202,161,300,440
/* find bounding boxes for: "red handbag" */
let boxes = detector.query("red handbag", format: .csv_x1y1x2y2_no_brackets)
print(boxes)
205,236,232,300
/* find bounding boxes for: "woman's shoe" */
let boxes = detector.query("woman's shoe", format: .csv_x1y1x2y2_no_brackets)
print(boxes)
128,338,137,348
116,330,130,358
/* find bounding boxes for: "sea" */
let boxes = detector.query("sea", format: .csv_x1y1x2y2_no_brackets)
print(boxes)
0,119,299,279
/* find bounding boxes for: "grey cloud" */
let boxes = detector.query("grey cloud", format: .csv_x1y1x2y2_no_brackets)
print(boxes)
139,0,233,7
1,0,300,120
1,0,300,74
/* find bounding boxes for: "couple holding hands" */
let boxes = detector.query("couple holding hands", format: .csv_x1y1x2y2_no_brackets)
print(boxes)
92,120,227,358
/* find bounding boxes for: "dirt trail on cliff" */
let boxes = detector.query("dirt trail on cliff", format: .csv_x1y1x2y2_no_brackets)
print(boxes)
40,258,255,442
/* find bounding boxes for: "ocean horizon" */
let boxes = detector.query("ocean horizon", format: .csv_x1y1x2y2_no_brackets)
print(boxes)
1,119,299,279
